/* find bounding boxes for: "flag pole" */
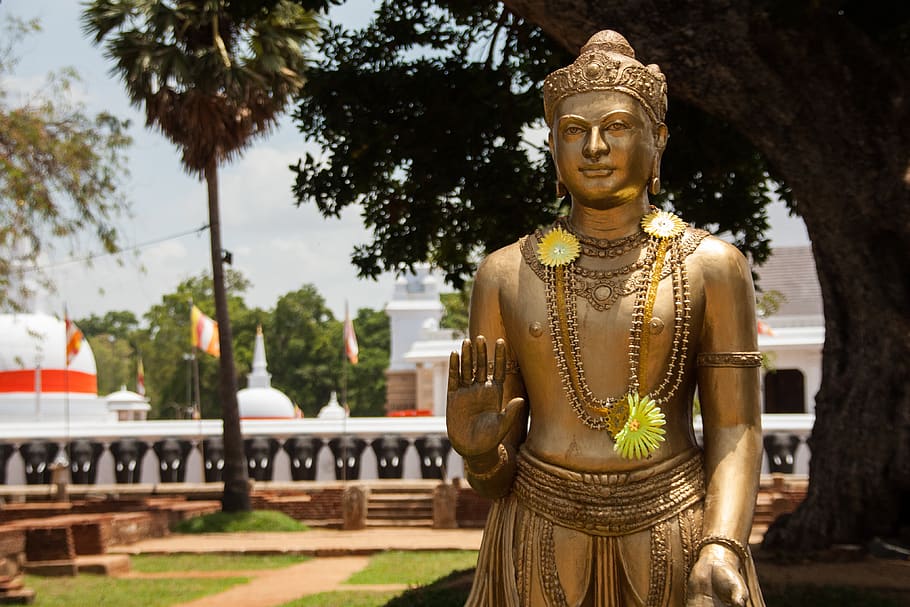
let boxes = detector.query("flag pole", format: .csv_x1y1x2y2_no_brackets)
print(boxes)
342,314,348,413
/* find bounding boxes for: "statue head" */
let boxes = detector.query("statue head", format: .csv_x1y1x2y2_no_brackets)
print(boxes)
543,31,667,128
544,31,669,206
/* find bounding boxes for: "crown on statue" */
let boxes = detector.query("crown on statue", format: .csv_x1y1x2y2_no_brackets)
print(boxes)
543,30,668,126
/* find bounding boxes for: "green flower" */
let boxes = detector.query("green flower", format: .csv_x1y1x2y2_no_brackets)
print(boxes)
613,393,666,460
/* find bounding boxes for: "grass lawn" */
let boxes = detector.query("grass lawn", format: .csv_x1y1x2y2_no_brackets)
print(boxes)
25,574,249,607
344,550,478,586
172,510,308,533
132,553,309,573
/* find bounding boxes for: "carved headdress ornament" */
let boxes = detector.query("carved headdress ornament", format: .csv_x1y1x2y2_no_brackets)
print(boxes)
543,30,668,126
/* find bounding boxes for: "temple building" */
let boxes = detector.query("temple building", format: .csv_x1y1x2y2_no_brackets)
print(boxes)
384,266,454,414
750,246,824,416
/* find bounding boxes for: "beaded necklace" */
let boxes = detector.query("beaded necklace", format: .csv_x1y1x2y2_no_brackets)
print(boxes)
535,210,694,458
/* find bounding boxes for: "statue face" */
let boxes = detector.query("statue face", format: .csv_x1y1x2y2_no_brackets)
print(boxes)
550,90,665,210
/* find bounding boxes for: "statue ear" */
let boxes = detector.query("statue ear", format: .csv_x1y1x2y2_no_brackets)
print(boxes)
650,123,669,195
549,132,568,198
655,123,668,152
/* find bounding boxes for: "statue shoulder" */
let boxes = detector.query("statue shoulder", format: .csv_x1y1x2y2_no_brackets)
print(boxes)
690,233,753,288
475,239,525,286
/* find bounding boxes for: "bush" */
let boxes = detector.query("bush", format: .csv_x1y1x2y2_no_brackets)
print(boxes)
173,510,308,533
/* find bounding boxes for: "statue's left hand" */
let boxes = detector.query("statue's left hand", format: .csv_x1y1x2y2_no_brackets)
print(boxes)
685,548,748,607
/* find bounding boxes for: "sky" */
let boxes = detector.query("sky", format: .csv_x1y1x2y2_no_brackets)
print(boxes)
2,0,809,323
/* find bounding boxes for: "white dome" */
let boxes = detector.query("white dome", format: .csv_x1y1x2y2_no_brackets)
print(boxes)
0,313,110,422
237,387,295,419
0,313,97,393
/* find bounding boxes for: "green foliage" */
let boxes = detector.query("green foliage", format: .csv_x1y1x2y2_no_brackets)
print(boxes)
345,550,478,586
172,509,309,533
24,574,249,607
82,0,321,173
292,2,780,287
0,17,131,310
756,289,786,319
381,568,473,607
266,287,390,416
345,307,391,416
77,310,142,395
440,280,470,333
139,269,264,419
284,591,398,607
266,285,340,416
85,334,136,395
132,553,308,573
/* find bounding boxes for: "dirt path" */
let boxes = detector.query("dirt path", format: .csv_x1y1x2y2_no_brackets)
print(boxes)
169,556,375,607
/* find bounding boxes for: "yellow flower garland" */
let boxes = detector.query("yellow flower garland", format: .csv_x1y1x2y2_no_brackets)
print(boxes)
537,226,580,267
641,209,686,239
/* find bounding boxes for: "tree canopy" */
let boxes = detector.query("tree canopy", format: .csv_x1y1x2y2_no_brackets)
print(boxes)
78,272,389,420
294,0,910,554
0,17,131,310
291,1,782,287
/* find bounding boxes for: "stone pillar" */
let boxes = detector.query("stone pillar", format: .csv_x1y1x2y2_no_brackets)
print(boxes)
433,482,458,529
342,485,369,530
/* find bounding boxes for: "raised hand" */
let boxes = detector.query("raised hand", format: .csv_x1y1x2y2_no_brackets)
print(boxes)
446,336,526,459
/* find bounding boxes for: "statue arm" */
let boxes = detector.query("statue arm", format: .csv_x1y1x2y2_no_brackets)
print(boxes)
688,239,762,606
447,250,528,499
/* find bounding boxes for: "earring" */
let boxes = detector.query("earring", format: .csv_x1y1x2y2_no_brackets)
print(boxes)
649,156,661,195
556,181,568,198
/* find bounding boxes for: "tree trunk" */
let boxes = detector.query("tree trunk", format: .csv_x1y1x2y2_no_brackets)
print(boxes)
501,0,910,552
205,158,251,512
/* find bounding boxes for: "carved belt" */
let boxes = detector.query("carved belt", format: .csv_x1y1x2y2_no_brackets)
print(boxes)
512,447,705,536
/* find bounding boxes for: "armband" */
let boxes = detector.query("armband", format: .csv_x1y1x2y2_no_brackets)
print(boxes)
696,352,762,368
695,535,749,566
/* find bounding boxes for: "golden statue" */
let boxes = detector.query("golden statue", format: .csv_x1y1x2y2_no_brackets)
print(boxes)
447,30,766,607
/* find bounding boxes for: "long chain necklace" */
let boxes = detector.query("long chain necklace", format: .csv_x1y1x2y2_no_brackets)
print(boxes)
534,210,696,458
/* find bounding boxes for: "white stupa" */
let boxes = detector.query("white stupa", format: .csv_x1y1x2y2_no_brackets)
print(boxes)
236,326,295,420
317,391,348,419
106,385,150,421
0,313,111,422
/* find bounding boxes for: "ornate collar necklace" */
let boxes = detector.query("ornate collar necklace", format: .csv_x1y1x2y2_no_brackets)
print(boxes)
535,209,693,460
556,217,648,259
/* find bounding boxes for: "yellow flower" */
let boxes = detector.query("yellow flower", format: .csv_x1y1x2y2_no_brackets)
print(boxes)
642,210,686,239
613,393,666,460
537,226,580,267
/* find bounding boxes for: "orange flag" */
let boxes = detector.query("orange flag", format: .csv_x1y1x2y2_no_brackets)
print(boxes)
344,302,359,365
191,305,220,357
136,357,146,396
65,312,83,366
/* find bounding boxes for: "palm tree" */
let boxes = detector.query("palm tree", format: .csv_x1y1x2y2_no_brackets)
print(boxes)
83,0,320,511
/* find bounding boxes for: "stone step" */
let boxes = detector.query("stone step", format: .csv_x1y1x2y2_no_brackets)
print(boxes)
370,485,433,496
367,508,433,520
365,519,433,528
368,493,433,502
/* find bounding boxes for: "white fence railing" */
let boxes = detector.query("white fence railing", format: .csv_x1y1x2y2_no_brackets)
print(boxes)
0,414,815,486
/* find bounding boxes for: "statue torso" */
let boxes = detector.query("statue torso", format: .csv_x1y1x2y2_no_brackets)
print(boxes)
490,226,712,472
